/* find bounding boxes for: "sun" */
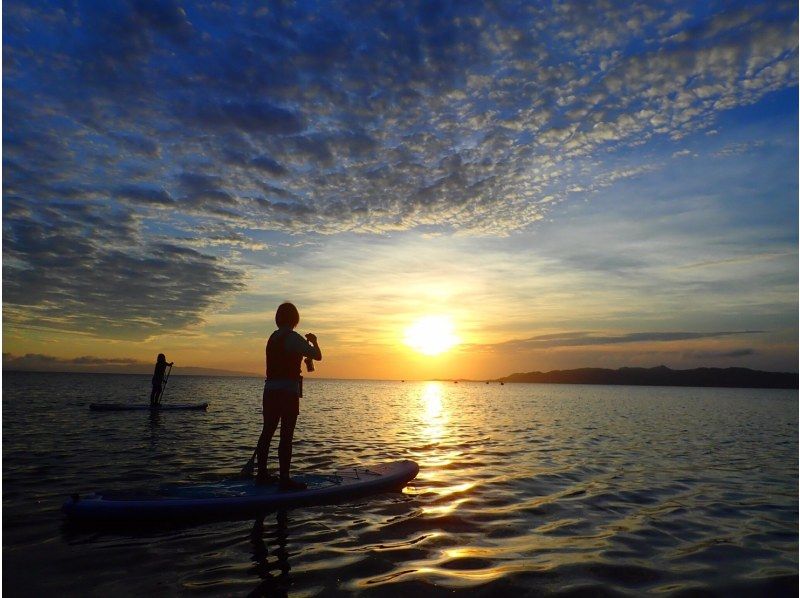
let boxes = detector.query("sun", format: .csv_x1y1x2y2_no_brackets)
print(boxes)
403,315,460,356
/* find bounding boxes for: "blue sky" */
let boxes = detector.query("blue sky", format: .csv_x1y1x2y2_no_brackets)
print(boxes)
3,1,798,377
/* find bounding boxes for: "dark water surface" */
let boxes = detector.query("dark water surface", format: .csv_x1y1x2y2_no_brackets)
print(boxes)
3,372,797,596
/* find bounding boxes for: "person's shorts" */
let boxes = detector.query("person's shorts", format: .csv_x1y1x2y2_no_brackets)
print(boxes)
263,388,299,419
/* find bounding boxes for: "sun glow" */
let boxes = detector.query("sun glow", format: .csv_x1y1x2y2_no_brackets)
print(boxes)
403,315,460,356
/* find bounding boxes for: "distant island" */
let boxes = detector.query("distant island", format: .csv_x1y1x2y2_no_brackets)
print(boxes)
493,366,797,389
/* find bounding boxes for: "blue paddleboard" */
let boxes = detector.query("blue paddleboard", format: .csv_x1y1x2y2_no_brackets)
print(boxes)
63,460,419,523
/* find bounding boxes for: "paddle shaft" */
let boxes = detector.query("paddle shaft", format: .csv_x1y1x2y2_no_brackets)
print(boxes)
157,363,173,405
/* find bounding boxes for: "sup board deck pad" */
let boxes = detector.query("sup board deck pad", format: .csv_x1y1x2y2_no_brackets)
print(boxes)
89,403,209,411
63,460,419,523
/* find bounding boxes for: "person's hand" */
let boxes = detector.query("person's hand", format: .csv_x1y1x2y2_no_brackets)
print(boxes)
305,333,317,344
169,362,174,366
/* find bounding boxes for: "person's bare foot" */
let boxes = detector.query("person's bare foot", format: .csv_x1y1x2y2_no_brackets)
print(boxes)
255,471,277,485
279,477,307,491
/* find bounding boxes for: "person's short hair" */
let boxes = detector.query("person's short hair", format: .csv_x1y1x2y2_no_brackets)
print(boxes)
275,302,300,328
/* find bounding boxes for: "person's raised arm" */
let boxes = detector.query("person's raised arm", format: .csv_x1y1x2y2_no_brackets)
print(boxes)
285,331,322,360
304,333,322,361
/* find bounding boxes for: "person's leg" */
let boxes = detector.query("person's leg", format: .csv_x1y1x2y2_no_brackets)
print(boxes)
278,395,305,489
257,388,281,482
277,411,296,481
150,383,159,406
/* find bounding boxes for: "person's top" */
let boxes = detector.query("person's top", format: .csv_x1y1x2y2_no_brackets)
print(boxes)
265,327,320,393
153,360,169,383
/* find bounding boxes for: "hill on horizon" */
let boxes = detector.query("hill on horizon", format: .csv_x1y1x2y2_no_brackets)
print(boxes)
494,365,798,389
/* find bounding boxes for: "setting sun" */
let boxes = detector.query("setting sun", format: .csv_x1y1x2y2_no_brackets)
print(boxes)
403,316,460,356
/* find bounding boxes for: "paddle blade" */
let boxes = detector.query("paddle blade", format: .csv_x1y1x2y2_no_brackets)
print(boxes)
239,457,255,479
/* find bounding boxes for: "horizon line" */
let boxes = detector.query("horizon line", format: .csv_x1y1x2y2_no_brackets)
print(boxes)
4,363,798,379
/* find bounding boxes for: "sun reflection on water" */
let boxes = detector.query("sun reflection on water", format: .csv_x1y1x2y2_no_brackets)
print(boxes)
421,496,470,516
409,382,480,506
422,381,446,430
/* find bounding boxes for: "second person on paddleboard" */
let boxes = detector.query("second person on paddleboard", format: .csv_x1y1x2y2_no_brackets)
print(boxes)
150,353,174,407
256,302,322,490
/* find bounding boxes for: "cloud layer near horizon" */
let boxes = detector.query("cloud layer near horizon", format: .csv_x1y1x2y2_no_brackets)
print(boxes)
3,0,798,354
2,352,145,367
479,330,765,351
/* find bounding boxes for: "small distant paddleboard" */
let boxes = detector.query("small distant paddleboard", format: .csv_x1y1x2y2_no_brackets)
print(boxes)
63,460,418,523
89,403,209,412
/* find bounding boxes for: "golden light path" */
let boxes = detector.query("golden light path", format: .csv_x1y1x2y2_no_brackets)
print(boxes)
409,382,479,519
421,381,446,442
403,315,460,356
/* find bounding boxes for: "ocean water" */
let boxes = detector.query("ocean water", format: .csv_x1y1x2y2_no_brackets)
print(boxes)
2,372,797,596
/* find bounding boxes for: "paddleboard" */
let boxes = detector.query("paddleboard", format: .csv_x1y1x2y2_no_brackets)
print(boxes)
89,403,209,412
63,460,418,523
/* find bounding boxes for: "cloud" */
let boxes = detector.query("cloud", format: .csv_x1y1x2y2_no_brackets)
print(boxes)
481,330,765,351
3,353,144,368
681,348,757,359
190,101,306,136
3,200,245,339
177,172,239,214
4,1,796,236
250,156,288,177
111,132,161,157
180,225,269,251
675,251,791,270
2,352,155,374
116,184,174,205
713,140,767,157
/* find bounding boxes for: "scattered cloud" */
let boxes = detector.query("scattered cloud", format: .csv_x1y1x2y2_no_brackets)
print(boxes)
478,330,765,351
713,140,767,157
5,1,797,235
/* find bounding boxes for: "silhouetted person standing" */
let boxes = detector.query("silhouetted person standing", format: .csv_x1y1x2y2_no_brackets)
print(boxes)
256,302,322,490
150,353,173,406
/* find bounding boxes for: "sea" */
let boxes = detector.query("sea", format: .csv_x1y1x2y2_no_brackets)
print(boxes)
2,372,798,596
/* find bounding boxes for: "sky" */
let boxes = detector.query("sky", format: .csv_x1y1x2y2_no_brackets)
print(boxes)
3,0,798,379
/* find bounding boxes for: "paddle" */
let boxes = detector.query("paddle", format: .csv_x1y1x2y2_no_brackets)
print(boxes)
239,445,258,478
156,363,173,406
